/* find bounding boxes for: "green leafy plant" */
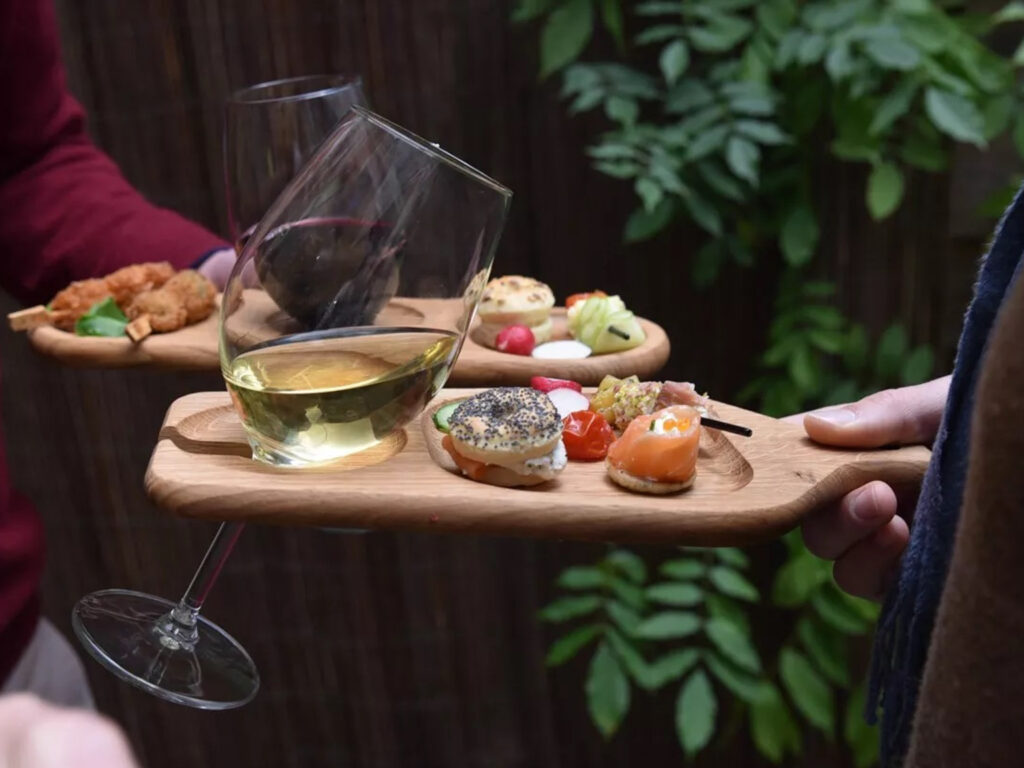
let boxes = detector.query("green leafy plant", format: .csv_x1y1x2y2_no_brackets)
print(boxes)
518,0,1024,763
542,543,880,764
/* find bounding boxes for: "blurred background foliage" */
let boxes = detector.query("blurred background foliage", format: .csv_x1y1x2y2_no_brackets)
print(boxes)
516,0,1024,763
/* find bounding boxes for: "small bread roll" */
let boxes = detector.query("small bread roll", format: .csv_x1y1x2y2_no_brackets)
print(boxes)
605,461,696,494
478,275,555,328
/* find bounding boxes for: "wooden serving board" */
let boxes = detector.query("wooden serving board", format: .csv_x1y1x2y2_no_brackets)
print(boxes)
146,390,931,546
26,298,670,384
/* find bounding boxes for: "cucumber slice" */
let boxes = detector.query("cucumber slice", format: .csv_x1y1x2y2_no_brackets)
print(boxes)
432,400,462,433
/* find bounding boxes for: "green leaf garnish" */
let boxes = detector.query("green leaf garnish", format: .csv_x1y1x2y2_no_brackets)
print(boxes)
74,297,128,338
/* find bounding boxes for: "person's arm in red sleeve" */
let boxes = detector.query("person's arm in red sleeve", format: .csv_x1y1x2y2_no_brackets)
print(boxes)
0,0,232,307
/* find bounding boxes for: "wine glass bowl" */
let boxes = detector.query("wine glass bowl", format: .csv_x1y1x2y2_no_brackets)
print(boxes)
221,107,511,467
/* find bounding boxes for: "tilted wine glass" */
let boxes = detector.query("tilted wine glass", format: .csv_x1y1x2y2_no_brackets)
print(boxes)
71,104,510,709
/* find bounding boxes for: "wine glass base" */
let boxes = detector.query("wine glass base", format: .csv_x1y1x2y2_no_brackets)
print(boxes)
72,589,259,710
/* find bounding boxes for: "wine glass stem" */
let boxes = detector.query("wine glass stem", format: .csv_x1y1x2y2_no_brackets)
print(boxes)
159,522,245,648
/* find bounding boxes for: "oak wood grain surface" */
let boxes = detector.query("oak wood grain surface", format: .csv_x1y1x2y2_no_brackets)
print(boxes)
146,390,930,546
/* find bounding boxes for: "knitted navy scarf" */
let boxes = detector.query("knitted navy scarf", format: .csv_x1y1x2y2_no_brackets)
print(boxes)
868,187,1024,767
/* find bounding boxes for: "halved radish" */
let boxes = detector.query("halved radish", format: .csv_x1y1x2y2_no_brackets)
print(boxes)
546,388,591,419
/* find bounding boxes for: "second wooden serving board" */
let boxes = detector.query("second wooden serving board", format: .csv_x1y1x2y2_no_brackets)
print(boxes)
145,389,931,546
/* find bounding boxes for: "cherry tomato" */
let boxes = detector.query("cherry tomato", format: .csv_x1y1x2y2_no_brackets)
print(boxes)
530,376,583,393
562,410,616,461
565,290,607,308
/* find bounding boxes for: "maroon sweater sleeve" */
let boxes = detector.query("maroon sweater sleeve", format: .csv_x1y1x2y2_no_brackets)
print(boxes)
0,0,228,306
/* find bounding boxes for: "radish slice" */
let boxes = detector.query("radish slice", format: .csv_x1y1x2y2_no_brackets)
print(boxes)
532,340,592,359
547,388,591,419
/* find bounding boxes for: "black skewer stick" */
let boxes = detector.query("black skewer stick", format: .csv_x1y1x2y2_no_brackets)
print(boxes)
608,325,631,340
700,416,753,437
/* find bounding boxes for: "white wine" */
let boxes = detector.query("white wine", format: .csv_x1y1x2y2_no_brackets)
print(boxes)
224,327,458,466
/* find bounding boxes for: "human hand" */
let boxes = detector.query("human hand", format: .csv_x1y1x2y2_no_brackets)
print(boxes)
786,376,950,600
0,694,138,768
196,248,236,290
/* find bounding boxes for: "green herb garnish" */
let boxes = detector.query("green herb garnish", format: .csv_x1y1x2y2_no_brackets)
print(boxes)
74,297,128,337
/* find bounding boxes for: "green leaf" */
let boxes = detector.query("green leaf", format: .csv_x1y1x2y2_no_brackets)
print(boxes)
636,177,664,212
772,549,829,607
808,329,846,354
688,15,752,53
691,240,723,290
624,199,674,242
704,617,760,672
683,194,724,236
735,119,789,145
570,88,606,113
558,566,605,590
779,647,834,734
539,0,594,79
646,582,704,607
789,342,819,393
924,87,986,147
676,670,717,756
901,345,934,385
587,143,637,160
647,648,701,689
546,623,603,666
843,324,869,373
812,587,871,635
983,94,1014,140
665,79,714,112
660,40,690,85
593,159,641,178
757,0,796,39
636,1,683,16
867,162,905,220
804,0,869,30
709,565,758,602
586,642,631,738
751,682,802,763
845,683,880,768
869,79,919,135
825,44,854,81
797,616,849,686
599,0,625,50
704,651,765,703
605,627,654,689
705,593,750,635
511,0,551,23
634,611,702,639
725,136,760,185
659,557,706,580
696,160,745,201
797,33,827,65
606,600,643,635
607,549,647,583
724,81,775,116
780,205,819,266
684,123,729,161
540,595,603,622
605,95,638,125
875,324,909,381
74,297,128,338
863,36,920,71
608,574,647,611
636,24,686,45
994,1,1024,24
715,547,749,568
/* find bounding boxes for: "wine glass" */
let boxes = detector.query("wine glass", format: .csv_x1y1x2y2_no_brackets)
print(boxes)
71,75,367,709
70,105,511,710
224,74,366,247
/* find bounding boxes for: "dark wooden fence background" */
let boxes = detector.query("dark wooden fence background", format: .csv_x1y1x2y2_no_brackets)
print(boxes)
0,1,1009,766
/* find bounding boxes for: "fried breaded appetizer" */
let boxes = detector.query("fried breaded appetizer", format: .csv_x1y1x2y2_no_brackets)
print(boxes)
162,269,216,324
104,262,175,306
126,288,187,332
48,278,113,330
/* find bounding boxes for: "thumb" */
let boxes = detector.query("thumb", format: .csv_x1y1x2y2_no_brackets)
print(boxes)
802,376,950,448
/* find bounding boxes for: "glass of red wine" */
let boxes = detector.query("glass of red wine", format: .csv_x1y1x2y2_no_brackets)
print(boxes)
71,75,368,710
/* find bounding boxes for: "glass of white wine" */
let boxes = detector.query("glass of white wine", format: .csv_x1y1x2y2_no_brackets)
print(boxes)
71,106,511,709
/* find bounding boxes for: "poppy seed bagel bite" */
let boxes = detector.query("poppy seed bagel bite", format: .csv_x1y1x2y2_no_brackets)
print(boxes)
448,387,563,465
477,275,555,329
